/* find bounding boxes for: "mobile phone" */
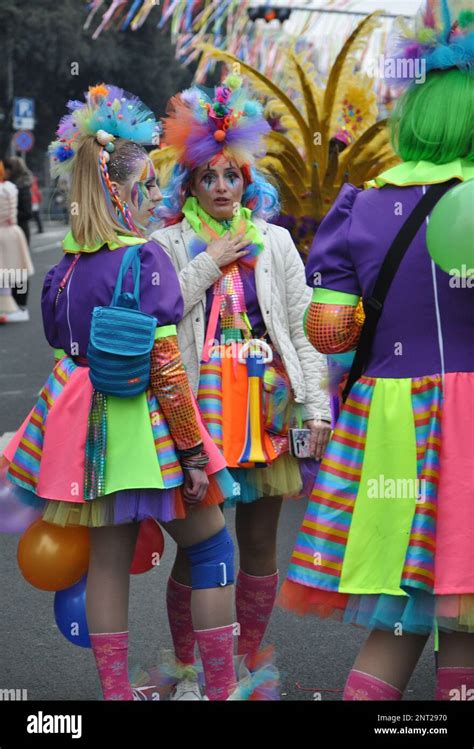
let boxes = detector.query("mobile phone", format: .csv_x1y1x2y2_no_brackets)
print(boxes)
288,427,312,458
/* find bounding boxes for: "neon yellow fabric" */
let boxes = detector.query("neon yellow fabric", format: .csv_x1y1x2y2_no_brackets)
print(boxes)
366,159,474,189
339,378,418,595
104,393,165,493
312,287,360,306
154,324,177,339
62,231,144,254
182,196,264,256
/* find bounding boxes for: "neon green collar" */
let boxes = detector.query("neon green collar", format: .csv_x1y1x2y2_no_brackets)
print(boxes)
182,197,255,237
366,159,474,189
182,196,264,260
62,231,144,253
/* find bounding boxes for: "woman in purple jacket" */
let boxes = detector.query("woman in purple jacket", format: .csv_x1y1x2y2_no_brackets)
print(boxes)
1,84,250,702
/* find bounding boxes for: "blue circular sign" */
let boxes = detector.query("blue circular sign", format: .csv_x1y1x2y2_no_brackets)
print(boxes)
13,130,34,152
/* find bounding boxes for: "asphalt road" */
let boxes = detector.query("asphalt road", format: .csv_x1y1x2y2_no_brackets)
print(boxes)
0,223,436,701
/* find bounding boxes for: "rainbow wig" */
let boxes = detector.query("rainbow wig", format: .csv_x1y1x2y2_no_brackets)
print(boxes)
157,73,280,224
386,1,474,88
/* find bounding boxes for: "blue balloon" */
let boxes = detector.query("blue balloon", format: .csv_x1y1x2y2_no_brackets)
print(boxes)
54,575,91,648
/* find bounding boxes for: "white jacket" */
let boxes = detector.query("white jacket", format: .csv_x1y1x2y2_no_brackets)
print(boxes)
151,218,330,422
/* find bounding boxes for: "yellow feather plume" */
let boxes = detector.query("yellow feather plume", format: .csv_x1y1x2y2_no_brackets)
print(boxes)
154,19,400,256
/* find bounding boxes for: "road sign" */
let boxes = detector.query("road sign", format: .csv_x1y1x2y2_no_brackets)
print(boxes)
13,97,35,130
12,130,35,153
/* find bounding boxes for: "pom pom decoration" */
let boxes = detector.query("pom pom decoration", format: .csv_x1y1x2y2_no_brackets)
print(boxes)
223,74,242,91
53,144,75,164
95,129,115,145
459,9,474,28
243,101,262,117
49,83,162,178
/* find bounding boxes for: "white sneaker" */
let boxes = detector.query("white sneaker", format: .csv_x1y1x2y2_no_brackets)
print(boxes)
170,678,204,701
3,309,30,322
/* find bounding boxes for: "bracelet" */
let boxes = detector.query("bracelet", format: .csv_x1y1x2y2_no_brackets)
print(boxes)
177,443,206,459
180,450,210,471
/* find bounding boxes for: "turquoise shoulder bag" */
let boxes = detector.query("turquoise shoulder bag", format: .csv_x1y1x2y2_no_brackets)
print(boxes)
87,245,158,397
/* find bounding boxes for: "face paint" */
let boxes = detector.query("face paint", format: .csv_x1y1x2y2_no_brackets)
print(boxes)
224,170,241,188
131,162,152,208
201,173,215,190
199,164,242,190
127,158,162,231
131,180,148,210
192,158,244,220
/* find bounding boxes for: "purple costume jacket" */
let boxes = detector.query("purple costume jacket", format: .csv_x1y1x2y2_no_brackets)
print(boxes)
41,239,183,355
305,183,473,378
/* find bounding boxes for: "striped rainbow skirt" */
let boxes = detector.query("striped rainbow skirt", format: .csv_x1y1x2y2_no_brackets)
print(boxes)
279,372,474,634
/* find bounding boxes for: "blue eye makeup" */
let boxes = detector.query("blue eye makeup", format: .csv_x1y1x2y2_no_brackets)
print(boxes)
201,173,216,189
200,170,241,189
225,171,239,185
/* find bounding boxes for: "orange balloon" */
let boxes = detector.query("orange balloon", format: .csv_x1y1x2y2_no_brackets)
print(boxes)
17,519,90,591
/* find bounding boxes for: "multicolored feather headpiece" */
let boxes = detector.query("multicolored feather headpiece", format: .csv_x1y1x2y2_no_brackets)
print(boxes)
160,74,271,175
49,83,162,178
387,0,474,87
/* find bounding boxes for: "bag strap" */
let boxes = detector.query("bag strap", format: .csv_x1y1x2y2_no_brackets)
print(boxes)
111,244,143,309
341,179,459,403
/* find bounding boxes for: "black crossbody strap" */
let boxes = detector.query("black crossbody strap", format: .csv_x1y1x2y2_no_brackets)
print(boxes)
341,178,459,403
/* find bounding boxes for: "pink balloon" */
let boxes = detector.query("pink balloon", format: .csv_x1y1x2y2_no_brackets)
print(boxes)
0,465,43,534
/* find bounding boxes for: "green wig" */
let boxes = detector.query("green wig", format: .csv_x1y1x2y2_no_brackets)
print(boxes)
390,68,474,164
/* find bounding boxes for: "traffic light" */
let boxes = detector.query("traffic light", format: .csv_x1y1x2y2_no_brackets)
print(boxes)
248,6,292,23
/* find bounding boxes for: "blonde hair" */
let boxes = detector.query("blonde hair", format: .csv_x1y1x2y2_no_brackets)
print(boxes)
70,136,147,247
